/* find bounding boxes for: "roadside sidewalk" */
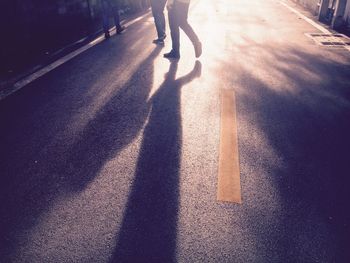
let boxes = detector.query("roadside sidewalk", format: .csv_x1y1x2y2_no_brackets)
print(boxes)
0,8,151,100
285,0,350,36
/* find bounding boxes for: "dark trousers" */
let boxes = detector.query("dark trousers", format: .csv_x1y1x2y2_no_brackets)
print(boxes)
102,0,122,33
168,1,199,54
151,0,167,39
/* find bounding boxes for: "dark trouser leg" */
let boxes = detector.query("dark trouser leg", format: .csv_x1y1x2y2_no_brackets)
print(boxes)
176,2,200,47
168,6,180,54
112,1,122,30
151,0,167,39
102,0,110,33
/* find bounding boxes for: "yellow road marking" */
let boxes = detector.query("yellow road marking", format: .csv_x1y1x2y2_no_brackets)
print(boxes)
217,89,242,204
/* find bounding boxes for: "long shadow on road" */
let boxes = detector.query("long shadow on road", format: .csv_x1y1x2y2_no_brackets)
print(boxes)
110,60,201,262
0,44,162,259
230,45,350,262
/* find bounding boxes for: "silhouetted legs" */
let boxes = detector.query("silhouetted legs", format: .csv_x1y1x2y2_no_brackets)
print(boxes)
151,0,167,43
102,0,125,38
165,1,202,59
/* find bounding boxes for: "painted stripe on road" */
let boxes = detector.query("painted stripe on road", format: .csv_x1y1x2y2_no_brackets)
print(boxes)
217,89,242,204
12,37,105,93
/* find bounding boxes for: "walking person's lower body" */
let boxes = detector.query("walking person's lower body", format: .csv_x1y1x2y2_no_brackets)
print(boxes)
151,0,167,44
164,2,202,59
102,0,125,38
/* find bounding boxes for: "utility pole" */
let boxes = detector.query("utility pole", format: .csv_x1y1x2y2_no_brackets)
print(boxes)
318,0,330,22
331,0,347,28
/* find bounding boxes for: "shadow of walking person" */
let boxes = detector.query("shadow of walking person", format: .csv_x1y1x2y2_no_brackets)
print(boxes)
59,46,164,192
0,46,163,260
111,60,202,263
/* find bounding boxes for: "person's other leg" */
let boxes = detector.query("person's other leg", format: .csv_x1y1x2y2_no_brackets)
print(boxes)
164,4,180,58
177,2,202,57
151,0,167,40
102,0,111,37
112,0,125,33
142,0,149,9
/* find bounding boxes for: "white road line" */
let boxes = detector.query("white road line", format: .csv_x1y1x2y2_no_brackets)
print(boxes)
2,12,150,100
279,1,331,34
13,37,104,92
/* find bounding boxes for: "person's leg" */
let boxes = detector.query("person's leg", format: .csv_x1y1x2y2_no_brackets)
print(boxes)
151,0,166,41
177,2,202,57
102,0,110,37
164,4,180,58
142,0,149,9
112,0,124,33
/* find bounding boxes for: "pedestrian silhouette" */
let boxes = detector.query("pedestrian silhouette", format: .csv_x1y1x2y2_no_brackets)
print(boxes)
101,0,126,38
110,60,202,262
150,0,168,45
164,0,202,59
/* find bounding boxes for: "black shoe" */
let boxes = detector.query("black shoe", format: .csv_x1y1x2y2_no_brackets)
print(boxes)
152,38,165,45
194,41,202,58
164,50,180,59
105,32,110,39
117,26,125,34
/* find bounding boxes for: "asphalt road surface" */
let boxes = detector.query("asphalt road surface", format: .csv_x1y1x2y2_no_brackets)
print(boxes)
1,0,350,262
